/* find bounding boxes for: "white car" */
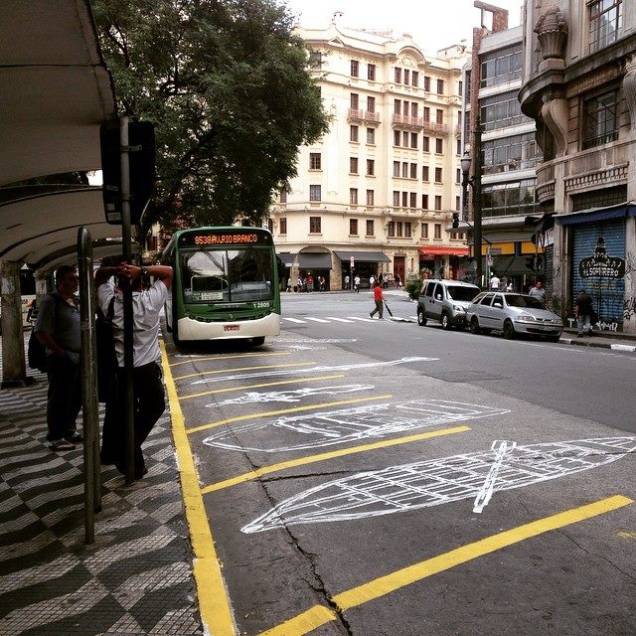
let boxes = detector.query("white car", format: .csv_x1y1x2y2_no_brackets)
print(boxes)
466,292,563,341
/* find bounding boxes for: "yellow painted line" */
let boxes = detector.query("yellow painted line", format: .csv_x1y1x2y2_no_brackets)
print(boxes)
180,374,346,401
160,342,237,636
260,495,633,636
170,351,291,368
201,425,469,494
174,361,314,382
187,394,392,435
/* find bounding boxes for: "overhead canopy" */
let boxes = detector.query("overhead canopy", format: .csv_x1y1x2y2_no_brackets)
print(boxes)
556,204,636,226
0,1,115,186
491,255,536,276
334,251,390,263
298,253,332,269
418,246,469,258
277,252,295,267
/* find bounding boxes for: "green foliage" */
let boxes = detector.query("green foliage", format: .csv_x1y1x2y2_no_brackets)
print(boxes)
91,0,329,226
405,278,421,301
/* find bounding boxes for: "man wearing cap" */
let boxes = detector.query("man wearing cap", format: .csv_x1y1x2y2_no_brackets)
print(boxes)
575,289,594,337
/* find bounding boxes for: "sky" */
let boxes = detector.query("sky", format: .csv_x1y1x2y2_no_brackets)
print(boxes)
283,0,524,54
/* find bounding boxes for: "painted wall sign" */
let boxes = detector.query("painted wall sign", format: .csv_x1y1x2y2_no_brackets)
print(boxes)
578,237,625,279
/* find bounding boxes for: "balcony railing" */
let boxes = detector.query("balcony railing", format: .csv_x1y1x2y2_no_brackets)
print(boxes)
392,113,425,130
348,109,380,124
422,120,448,135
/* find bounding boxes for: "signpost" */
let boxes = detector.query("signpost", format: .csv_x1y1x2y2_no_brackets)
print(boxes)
350,256,355,290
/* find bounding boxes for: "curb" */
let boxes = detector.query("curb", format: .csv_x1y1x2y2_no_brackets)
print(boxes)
559,337,636,352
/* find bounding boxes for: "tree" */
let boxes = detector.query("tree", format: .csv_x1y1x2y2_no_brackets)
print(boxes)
91,0,329,226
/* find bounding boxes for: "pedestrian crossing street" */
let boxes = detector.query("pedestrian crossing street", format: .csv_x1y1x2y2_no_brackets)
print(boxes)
282,315,417,325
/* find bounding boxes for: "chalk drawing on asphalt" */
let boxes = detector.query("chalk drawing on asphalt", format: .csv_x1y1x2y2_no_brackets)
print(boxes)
203,400,508,453
241,437,636,533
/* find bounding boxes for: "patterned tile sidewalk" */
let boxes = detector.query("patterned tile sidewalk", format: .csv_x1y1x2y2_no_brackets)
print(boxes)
0,356,203,635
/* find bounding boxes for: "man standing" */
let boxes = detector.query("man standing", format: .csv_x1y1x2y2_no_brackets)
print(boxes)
35,266,82,450
96,261,173,479
489,274,500,291
354,274,360,292
528,280,546,303
575,289,594,337
369,282,384,319
344,274,350,290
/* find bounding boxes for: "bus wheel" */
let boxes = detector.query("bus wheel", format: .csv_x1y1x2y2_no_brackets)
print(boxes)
251,337,265,347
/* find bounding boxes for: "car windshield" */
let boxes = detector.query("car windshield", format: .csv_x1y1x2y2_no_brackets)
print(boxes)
505,294,545,309
446,286,478,302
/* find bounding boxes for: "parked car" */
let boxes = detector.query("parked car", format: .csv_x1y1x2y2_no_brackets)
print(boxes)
466,292,563,341
417,280,480,329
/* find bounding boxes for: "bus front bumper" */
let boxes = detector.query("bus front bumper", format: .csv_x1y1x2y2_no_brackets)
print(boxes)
176,313,281,341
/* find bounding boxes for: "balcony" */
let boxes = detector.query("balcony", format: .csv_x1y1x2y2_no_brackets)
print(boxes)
392,113,425,130
422,120,448,135
348,109,381,125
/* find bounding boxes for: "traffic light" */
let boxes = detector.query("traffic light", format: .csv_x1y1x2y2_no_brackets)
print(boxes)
100,120,156,226
452,212,460,229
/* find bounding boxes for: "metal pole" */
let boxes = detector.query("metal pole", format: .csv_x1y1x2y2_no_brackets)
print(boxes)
120,116,136,484
78,226,100,544
473,115,483,289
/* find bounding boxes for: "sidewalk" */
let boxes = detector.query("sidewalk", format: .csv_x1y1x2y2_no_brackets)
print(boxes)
0,346,203,635
560,329,636,352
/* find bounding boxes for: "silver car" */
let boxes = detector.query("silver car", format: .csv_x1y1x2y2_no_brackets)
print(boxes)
417,280,480,329
466,292,563,341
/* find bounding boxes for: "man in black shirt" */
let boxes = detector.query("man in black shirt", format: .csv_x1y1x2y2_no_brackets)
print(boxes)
575,289,594,337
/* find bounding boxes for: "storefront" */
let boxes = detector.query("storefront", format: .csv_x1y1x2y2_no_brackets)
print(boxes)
418,246,470,281
334,251,390,289
298,251,332,291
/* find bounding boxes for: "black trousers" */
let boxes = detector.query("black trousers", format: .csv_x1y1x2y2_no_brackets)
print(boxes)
112,362,166,477
46,354,81,441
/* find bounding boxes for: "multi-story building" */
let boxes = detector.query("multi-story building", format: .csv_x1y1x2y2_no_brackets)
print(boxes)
462,2,542,292
520,0,636,333
269,24,469,289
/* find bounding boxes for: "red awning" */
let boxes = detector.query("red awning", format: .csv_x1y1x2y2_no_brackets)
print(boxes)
418,246,469,258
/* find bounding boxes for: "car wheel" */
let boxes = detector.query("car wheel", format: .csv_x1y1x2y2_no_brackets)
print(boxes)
252,336,265,346
469,316,481,334
440,313,451,330
503,320,516,340
417,308,427,326
547,335,561,343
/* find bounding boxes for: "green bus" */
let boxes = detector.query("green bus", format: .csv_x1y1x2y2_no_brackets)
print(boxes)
161,226,280,345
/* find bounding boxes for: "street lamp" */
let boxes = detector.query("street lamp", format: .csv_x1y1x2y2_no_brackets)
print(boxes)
460,141,483,288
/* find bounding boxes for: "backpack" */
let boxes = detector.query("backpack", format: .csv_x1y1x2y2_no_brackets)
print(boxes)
28,295,60,372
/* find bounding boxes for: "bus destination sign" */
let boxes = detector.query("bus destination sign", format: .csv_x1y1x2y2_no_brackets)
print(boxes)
179,230,272,247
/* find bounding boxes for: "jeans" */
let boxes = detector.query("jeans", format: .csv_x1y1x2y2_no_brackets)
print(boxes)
577,315,591,335
370,299,383,319
46,354,81,441
114,362,166,476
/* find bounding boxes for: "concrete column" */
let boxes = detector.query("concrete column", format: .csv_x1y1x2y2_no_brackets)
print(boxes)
1,261,31,388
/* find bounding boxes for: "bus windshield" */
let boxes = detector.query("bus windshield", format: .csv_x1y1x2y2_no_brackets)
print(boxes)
180,247,273,303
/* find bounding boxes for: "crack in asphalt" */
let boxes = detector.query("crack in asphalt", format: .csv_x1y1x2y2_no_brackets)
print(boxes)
260,471,354,483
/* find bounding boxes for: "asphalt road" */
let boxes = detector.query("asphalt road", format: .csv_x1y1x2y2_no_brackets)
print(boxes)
165,291,636,636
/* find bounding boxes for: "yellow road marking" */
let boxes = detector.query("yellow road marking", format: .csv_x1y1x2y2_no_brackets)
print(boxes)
617,530,636,540
160,342,237,636
174,361,314,382
170,351,291,368
260,495,633,636
180,374,346,401
201,425,469,493
187,394,392,435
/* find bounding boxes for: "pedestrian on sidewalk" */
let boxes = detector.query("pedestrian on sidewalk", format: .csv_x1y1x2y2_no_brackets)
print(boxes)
96,261,173,480
344,274,350,290
370,282,384,319
528,280,546,303
34,265,82,451
354,275,360,292
575,289,594,337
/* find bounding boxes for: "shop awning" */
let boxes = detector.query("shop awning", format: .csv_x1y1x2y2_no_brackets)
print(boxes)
557,204,636,226
277,252,295,267
298,253,332,269
334,250,390,263
418,246,469,258
491,255,536,276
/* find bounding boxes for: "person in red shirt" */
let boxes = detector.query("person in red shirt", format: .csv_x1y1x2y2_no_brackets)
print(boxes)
369,282,384,319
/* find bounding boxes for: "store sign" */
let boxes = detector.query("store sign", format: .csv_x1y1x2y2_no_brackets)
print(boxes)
578,237,625,280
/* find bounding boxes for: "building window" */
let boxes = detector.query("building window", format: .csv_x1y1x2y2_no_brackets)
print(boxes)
435,167,443,183
366,189,375,206
367,159,375,176
309,185,321,202
393,161,400,177
582,89,619,149
412,71,419,87
458,80,463,96
392,191,400,206
421,222,429,238
435,138,443,154
405,222,412,238
482,133,541,174
404,69,410,85
410,132,418,148
394,130,401,146
480,46,522,88
396,221,403,237
309,216,321,233
403,131,409,146
350,125,359,142
367,127,375,144
394,67,402,84
351,60,359,77
435,195,442,210
571,185,627,212
424,76,431,92
366,219,374,236
423,106,430,122
367,96,376,113
402,192,408,207
407,163,415,179
456,168,461,183
308,50,323,69
402,162,408,178
589,0,622,53
388,221,395,237
409,192,417,208
456,195,461,211
394,99,402,114
350,188,358,205
309,152,321,170
481,179,536,218
367,63,376,81
350,157,359,174
280,217,287,234
480,91,525,131
456,139,462,155
436,79,444,95
434,223,442,239
423,136,430,152
350,93,359,109
422,194,429,209
422,165,429,182
350,218,359,235
279,189,287,204
436,109,444,124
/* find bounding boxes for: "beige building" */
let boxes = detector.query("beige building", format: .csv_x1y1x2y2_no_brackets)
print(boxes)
269,24,470,289
520,0,636,332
